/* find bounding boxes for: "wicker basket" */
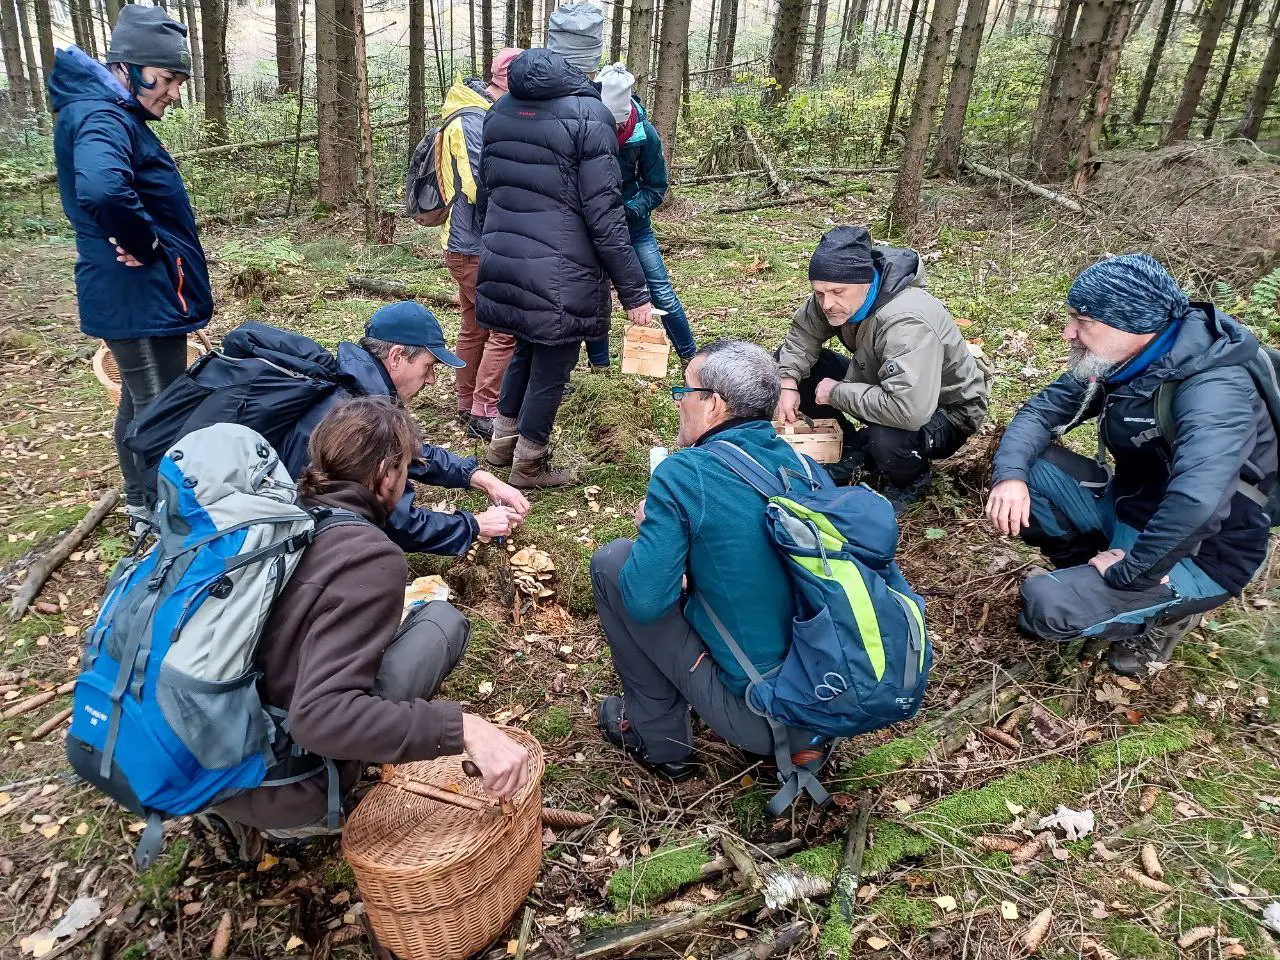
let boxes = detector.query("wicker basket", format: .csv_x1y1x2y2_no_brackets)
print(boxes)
92,329,214,406
342,730,545,960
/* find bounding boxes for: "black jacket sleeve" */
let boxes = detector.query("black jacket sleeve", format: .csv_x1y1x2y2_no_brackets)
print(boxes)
577,109,649,311
992,374,1099,484
1104,368,1259,590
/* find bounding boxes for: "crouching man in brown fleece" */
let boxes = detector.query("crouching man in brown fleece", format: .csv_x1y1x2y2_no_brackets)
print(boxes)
203,396,528,860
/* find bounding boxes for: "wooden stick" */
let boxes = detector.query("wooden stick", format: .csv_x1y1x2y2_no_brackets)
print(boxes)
717,192,830,214
718,831,762,891
562,894,765,960
8,488,119,622
959,158,1088,215
830,795,874,927
30,707,73,741
513,905,536,960
737,125,790,197
30,861,66,931
3,690,57,720
382,776,504,817
75,864,102,899
721,920,808,960
346,275,458,309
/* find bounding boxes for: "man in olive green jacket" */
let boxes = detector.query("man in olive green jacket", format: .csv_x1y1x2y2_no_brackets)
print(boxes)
775,225,989,511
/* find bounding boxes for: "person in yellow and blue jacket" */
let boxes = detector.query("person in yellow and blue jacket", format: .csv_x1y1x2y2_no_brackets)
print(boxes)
437,48,522,441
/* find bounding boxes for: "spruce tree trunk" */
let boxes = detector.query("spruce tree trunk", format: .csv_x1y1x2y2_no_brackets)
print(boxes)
764,0,808,104
839,0,872,68
1006,0,1019,26
1165,0,1232,142
887,0,961,232
610,0,625,62
276,0,301,93
316,0,359,203
0,0,30,114
1031,0,1114,178
809,0,829,77
469,0,476,72
1231,14,1279,138
932,0,990,176
1074,0,1133,184
880,0,922,150
1202,0,1252,135
516,0,533,47
627,0,655,97
103,0,118,26
1131,0,1176,122
482,0,493,77
201,0,228,140
650,0,688,162
713,0,738,84
350,0,377,239
16,0,44,122
33,0,51,116
504,0,513,44
409,0,426,144
1032,0,1080,137
183,0,203,102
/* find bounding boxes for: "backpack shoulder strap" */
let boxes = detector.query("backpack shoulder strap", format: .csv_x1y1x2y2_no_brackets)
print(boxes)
311,506,372,536
704,441,788,499
1155,380,1179,443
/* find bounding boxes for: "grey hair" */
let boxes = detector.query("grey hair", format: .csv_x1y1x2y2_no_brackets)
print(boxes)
358,336,432,363
694,340,782,420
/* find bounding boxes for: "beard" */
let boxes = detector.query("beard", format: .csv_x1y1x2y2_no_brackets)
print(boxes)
1067,342,1120,382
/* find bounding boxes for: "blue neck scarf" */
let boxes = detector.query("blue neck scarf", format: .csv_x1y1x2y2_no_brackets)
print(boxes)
845,269,881,325
1105,317,1183,385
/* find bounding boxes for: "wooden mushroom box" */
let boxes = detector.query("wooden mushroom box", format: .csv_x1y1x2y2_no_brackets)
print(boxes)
773,418,843,464
621,324,671,378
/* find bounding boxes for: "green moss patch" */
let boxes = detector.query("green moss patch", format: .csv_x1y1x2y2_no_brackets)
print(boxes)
0,503,90,564
532,705,573,743
840,729,938,789
606,839,710,910
1102,919,1174,960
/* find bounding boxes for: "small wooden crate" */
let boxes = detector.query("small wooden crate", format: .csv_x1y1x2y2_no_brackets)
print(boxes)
621,324,671,378
774,418,843,464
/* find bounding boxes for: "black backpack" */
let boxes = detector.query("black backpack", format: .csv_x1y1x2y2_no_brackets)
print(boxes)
1153,342,1280,524
403,106,485,225
125,322,363,506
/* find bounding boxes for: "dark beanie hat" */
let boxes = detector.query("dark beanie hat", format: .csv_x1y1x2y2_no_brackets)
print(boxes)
106,5,193,76
809,225,875,284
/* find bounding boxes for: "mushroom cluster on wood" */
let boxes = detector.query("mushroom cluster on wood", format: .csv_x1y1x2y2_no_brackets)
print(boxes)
510,548,556,599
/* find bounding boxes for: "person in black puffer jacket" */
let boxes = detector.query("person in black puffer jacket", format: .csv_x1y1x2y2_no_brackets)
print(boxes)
476,10,652,489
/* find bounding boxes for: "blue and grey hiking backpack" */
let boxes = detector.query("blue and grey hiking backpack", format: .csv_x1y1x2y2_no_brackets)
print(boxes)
698,441,932,815
67,424,364,866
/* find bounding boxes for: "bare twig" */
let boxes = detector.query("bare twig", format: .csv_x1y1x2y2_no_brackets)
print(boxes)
30,861,67,931
721,920,809,960
718,831,762,891
30,707,73,741
9,488,119,621
513,905,536,960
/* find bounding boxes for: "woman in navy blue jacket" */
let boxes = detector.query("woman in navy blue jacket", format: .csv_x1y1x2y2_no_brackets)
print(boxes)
49,6,212,531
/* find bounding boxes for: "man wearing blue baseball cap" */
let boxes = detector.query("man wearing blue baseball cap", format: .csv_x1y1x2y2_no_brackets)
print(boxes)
280,300,530,555
988,254,1278,677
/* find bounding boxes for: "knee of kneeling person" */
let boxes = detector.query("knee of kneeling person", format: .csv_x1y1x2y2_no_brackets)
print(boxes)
1018,575,1079,643
591,538,634,585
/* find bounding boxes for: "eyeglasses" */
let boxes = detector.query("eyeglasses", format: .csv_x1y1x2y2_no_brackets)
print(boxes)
670,386,714,402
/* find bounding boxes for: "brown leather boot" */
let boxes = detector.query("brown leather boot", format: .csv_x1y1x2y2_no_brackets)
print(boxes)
510,437,574,489
484,416,519,468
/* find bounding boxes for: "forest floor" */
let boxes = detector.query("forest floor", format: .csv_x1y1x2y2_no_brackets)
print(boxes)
1,169,1278,960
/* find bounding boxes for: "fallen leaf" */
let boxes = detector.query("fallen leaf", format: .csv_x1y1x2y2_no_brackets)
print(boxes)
285,935,304,951
607,828,621,848
477,680,495,697
1094,683,1130,707
739,774,754,788
933,895,958,912
1036,806,1095,841
1223,944,1247,958
39,824,60,839
20,933,58,958
126,820,147,834
1001,901,1019,920
50,896,102,938
506,939,519,955
1004,800,1024,816
865,936,890,951
181,902,202,917
891,798,913,814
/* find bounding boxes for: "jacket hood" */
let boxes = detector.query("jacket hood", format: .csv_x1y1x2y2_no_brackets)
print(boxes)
443,76,493,114
869,244,924,312
508,48,600,102
48,46,138,113
336,342,397,398
1133,305,1260,391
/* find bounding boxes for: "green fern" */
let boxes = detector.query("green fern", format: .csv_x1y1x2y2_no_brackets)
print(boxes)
1242,268,1280,338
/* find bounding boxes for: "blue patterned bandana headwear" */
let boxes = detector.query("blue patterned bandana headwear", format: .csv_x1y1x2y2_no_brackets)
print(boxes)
1066,253,1190,335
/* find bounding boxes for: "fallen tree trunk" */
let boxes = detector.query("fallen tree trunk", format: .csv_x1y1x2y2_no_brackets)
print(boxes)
8,488,119,622
960,158,1087,215
673,165,897,186
346,276,459,308
737,125,790,197
723,920,809,960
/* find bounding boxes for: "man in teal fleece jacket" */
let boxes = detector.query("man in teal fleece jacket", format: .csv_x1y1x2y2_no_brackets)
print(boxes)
591,340,826,780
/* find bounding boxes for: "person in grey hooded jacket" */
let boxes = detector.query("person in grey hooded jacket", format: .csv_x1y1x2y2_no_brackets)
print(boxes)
987,254,1277,678
776,226,989,511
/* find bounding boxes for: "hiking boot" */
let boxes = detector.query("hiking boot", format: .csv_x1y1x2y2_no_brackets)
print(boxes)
598,696,697,782
196,812,266,866
466,415,494,441
126,504,153,539
456,410,472,429
484,416,519,468
880,468,933,516
1106,614,1202,678
510,438,574,489
588,364,611,375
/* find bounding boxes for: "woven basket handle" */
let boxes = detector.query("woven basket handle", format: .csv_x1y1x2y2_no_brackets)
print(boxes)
382,771,510,818
193,328,214,353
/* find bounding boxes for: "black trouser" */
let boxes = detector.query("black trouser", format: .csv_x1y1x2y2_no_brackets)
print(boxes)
795,347,970,486
497,338,581,446
103,336,190,508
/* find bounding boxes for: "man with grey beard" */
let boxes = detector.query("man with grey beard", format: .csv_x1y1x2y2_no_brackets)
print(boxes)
987,254,1277,677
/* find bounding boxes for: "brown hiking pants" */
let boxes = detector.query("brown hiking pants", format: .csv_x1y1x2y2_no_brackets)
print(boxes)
446,251,515,418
